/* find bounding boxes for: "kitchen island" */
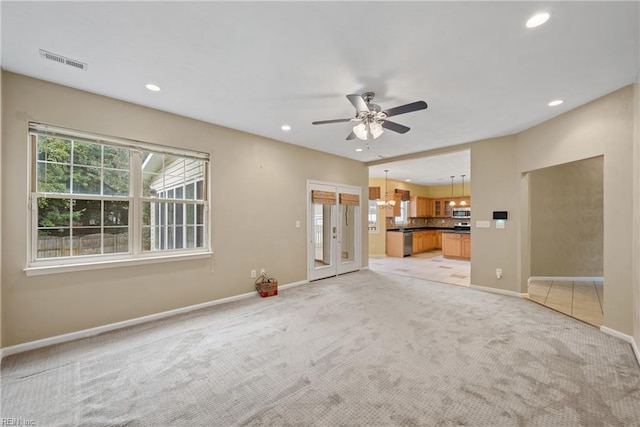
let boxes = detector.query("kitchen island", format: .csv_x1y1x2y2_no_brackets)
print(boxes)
441,231,471,260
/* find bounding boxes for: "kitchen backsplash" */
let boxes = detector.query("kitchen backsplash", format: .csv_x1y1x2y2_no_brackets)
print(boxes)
386,217,457,228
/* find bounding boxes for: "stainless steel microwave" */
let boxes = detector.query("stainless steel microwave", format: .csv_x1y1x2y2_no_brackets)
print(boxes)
452,207,471,218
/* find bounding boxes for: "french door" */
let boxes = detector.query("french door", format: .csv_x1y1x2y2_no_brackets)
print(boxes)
307,182,361,281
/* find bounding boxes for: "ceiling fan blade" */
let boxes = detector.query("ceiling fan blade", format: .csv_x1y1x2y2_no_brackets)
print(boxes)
312,118,353,125
346,94,370,113
383,101,428,118
346,131,357,140
381,120,410,134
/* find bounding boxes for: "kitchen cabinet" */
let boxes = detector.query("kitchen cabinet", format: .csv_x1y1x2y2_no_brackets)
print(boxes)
433,199,455,217
385,193,402,218
461,234,471,258
435,230,443,249
409,196,432,218
386,231,405,257
412,230,437,254
442,232,471,260
433,198,470,217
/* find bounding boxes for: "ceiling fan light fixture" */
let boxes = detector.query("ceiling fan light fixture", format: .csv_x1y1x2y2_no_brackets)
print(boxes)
353,123,368,140
370,121,384,139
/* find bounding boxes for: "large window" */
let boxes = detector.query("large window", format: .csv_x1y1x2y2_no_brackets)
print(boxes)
29,123,210,270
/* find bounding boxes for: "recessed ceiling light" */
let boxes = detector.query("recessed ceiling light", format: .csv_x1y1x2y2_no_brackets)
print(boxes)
548,99,564,107
355,148,363,152
405,179,411,182
145,83,161,92
281,124,291,132
526,12,550,28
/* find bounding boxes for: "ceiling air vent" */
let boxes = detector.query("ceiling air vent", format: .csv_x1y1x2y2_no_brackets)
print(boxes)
39,49,87,71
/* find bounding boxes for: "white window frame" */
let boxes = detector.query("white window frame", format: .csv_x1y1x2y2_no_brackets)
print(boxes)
25,123,212,276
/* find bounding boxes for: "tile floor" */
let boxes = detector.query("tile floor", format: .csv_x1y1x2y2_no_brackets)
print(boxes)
369,251,604,328
527,280,604,327
369,250,471,287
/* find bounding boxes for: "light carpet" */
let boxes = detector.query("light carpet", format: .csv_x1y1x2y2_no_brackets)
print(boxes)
2,270,639,426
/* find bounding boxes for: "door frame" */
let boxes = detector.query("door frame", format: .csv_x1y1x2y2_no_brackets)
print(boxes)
307,180,362,281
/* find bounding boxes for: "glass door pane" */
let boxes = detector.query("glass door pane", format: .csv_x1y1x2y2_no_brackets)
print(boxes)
314,203,333,268
340,204,355,263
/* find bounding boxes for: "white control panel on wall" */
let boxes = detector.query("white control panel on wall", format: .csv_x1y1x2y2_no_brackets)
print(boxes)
495,220,506,229
476,220,491,228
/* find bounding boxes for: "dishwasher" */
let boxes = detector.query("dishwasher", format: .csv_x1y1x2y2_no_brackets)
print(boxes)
403,231,413,256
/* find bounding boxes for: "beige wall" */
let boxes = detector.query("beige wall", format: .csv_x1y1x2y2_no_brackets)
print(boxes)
633,79,640,347
517,85,634,334
529,156,603,277
470,136,520,290
0,67,3,346
1,72,368,346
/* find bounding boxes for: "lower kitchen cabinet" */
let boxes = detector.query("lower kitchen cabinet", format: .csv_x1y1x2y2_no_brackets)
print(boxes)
442,232,471,260
412,230,437,254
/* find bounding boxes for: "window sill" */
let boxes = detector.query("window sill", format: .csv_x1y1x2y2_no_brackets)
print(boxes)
24,252,213,276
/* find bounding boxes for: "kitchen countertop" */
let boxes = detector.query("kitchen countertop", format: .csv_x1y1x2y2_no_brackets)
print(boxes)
387,226,454,232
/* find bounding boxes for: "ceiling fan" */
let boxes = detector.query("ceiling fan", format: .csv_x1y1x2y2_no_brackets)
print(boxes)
312,92,428,141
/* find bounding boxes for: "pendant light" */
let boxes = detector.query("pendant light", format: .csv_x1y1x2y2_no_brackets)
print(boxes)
449,176,456,206
459,175,467,206
376,169,396,208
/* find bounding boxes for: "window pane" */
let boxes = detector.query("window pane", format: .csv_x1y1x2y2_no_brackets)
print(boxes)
37,228,70,258
38,137,71,163
73,228,102,256
175,226,184,249
175,203,184,224
196,205,204,225
103,169,129,196
37,163,71,193
104,146,129,170
37,197,72,228
73,141,102,166
104,228,128,254
186,225,195,248
175,187,183,199
73,166,101,194
143,172,162,197
196,225,204,247
142,227,152,251
104,200,129,226
185,183,195,199
186,204,195,225
74,199,102,226
196,181,203,200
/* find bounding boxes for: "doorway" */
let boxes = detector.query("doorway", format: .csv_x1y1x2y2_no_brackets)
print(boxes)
525,156,604,326
307,182,361,281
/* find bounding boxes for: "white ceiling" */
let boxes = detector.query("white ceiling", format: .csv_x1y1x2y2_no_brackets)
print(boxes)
1,2,638,186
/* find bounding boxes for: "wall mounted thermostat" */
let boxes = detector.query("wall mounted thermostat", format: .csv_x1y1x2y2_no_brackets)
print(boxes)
492,211,508,220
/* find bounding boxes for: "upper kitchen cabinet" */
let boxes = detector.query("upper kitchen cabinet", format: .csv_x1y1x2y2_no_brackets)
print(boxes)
433,199,455,217
409,196,432,218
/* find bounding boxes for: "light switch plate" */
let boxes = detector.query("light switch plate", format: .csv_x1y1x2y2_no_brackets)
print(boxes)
496,220,506,229
476,220,491,228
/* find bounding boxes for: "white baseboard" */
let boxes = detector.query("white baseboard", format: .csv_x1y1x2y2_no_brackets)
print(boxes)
0,280,307,360
600,326,640,366
277,280,308,291
469,284,528,298
528,276,604,284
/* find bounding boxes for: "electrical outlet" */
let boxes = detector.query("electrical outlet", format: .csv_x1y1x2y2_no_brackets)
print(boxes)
496,268,503,279
251,270,257,278
260,268,265,275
